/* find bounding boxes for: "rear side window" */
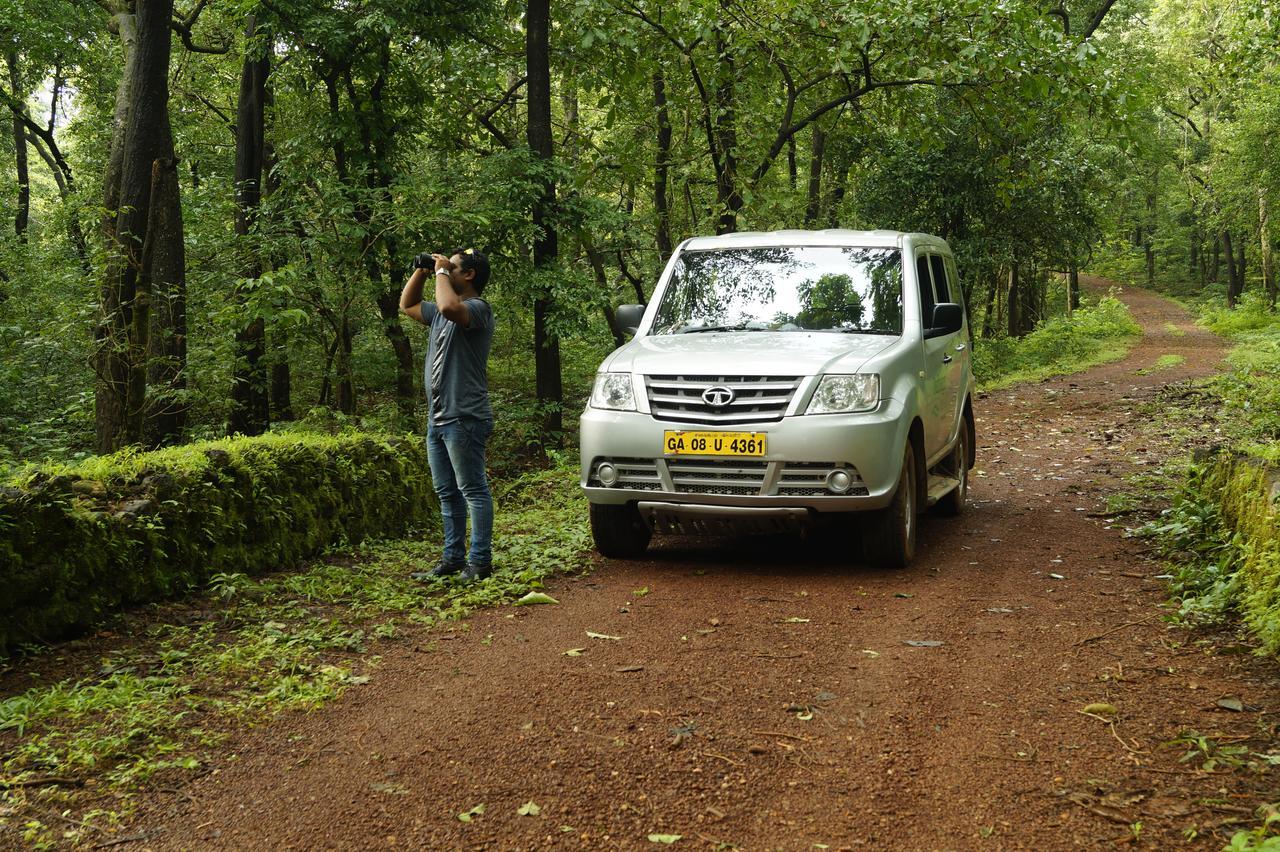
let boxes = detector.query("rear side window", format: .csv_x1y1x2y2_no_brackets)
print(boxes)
915,254,935,321
929,255,950,302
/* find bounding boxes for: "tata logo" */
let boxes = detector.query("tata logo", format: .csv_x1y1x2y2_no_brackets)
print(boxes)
701,385,735,407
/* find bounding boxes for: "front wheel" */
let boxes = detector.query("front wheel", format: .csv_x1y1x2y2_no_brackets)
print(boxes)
590,502,652,558
862,443,918,568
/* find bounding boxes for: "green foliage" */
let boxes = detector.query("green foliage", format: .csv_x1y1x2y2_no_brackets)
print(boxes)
0,432,433,651
1197,295,1280,450
972,295,1142,389
1141,452,1280,650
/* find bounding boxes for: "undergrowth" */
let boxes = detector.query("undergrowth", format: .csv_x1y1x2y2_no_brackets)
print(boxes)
0,455,591,848
973,294,1142,390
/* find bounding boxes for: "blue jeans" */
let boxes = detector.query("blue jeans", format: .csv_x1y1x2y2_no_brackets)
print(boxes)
426,418,494,568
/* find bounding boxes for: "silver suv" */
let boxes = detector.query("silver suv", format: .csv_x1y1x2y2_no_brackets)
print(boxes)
579,229,975,567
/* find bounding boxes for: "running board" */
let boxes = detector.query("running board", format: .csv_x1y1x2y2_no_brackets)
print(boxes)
925,475,960,506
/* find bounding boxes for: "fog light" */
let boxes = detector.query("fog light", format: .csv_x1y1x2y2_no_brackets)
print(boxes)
597,462,619,487
826,469,852,494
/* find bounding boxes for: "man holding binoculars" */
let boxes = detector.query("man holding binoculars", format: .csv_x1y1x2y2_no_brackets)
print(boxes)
399,248,495,582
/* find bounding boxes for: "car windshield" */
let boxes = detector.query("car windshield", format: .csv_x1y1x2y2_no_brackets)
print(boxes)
651,246,904,335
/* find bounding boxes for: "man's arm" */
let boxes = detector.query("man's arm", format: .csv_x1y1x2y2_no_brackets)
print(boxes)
433,257,470,328
399,268,428,325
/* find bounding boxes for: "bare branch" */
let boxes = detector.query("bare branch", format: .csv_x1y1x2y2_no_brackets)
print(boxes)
1080,0,1119,39
1162,106,1203,138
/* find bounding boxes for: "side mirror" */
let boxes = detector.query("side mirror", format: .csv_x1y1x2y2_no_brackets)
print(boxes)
616,304,646,335
928,303,964,337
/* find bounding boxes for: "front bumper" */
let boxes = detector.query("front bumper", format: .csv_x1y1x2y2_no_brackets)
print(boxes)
579,399,910,515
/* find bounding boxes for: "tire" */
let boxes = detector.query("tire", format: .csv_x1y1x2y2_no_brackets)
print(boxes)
933,415,972,518
589,502,652,558
862,443,918,568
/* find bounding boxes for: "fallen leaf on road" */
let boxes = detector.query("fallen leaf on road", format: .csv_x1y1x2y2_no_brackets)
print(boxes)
369,782,408,795
1049,573,1066,580
861,649,880,657
895,593,914,599
515,591,560,606
1082,702,1118,716
1216,696,1245,712
586,631,622,640
457,803,486,823
648,834,682,844
780,617,810,623
905,640,944,647
517,801,541,817
616,665,644,673
563,648,586,657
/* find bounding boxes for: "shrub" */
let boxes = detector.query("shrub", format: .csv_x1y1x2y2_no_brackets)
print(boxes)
1144,452,1280,651
0,432,433,651
973,295,1141,388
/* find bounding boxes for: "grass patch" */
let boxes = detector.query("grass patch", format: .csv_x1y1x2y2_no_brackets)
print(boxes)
1136,354,1186,375
1163,322,1187,337
0,455,592,848
974,294,1142,391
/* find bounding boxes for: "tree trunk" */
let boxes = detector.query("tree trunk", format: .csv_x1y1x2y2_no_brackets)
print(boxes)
712,5,740,235
528,0,562,443
980,268,997,337
143,155,186,446
804,127,825,227
652,70,673,268
1223,230,1242,308
1007,262,1023,337
1261,190,1276,309
1068,263,1080,313
1211,237,1220,283
228,15,271,436
826,159,848,228
7,53,29,240
337,316,355,414
96,0,179,454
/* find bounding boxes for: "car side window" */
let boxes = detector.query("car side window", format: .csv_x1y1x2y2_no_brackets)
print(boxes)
915,254,935,322
929,255,950,303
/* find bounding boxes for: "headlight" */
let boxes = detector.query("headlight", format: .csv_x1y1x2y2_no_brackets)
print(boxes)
806,374,880,414
590,372,636,410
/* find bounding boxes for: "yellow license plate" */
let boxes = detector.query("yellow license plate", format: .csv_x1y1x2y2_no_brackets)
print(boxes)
663,431,767,457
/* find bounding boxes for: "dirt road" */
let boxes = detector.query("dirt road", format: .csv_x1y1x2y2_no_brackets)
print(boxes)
139,280,1278,849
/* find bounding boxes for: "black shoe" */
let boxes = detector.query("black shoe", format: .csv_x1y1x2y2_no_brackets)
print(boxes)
411,561,464,582
458,563,492,582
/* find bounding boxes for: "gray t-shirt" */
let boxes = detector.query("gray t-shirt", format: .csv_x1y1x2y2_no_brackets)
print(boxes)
422,299,494,425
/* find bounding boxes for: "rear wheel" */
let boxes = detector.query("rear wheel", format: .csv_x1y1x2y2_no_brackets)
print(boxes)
934,416,972,517
589,502,652,558
863,443,918,568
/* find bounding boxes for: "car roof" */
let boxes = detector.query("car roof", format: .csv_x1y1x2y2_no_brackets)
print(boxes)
680,229,944,251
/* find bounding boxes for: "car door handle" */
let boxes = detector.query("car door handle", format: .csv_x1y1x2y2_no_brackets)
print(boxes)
942,354,953,364
954,343,967,351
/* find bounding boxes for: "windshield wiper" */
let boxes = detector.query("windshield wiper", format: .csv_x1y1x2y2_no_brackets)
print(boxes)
827,327,900,335
674,323,770,334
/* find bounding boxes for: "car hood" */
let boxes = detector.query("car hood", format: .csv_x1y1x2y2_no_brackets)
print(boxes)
602,331,899,376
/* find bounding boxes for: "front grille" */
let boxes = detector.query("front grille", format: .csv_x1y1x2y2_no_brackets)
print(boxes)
667,460,769,495
588,458,662,490
646,375,802,424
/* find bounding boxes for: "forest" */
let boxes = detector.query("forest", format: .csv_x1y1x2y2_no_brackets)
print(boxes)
0,0,1274,475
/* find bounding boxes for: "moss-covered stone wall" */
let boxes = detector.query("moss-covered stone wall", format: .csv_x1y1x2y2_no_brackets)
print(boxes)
1200,452,1280,651
0,433,434,651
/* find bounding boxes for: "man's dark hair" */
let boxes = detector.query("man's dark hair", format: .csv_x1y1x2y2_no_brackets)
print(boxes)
452,247,491,295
